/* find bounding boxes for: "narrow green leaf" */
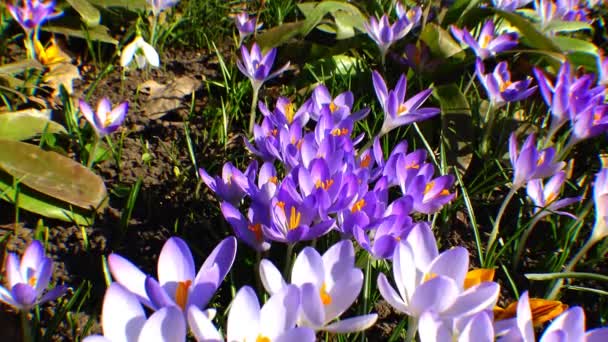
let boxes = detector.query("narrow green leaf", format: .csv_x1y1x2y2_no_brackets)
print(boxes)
0,109,67,141
42,25,118,45
0,139,107,209
552,36,598,55
66,0,101,26
543,20,593,33
94,0,147,10
493,9,560,52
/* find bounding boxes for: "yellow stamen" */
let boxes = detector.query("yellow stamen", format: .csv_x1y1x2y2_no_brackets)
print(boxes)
285,102,295,124
276,201,285,212
594,111,602,124
494,298,568,326
499,80,513,92
423,181,435,195
268,176,278,185
439,189,450,196
398,104,409,116
480,35,492,49
463,269,495,290
28,276,37,287
351,199,366,213
423,272,438,282
537,152,546,166
361,154,372,168
288,206,301,230
256,335,271,342
175,280,192,311
331,127,349,137
405,161,420,169
248,223,264,242
315,179,334,190
319,283,332,305
329,101,337,113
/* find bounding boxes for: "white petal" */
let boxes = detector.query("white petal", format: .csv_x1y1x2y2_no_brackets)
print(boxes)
260,285,300,338
158,237,195,286
377,274,409,314
393,242,417,304
418,311,451,342
516,292,535,342
188,306,222,342
121,39,139,67
291,247,324,288
323,314,378,333
325,268,363,322
409,276,458,317
459,311,494,342
102,283,146,342
427,247,469,289
322,240,354,290
137,306,186,342
139,40,160,67
227,286,260,342
107,254,151,307
259,259,286,296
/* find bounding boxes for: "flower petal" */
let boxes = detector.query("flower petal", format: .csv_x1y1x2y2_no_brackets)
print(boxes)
158,237,195,285
108,253,151,307
102,283,146,342
291,247,324,288
137,306,186,342
323,314,378,333
188,306,222,342
259,259,286,296
227,286,260,342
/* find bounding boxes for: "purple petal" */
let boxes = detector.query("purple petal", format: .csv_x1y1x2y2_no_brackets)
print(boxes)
12,283,38,309
158,237,195,286
107,253,151,307
101,283,146,342
138,306,186,341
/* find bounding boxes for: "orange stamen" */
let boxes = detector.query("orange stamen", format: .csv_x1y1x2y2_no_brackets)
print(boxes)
351,199,366,213
175,280,192,310
319,283,332,305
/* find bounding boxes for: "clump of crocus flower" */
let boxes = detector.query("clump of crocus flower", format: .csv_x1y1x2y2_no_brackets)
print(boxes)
0,240,67,311
450,19,518,60
120,36,160,69
475,58,537,107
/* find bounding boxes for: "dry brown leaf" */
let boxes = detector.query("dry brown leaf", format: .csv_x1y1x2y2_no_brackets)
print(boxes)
139,76,201,119
44,62,81,97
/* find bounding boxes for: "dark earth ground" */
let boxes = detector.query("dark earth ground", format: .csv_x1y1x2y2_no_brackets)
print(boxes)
1,40,607,340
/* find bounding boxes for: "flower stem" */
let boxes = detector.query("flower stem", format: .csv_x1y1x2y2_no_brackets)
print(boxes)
512,215,542,269
283,243,294,282
24,31,36,60
480,103,495,155
20,311,33,342
150,14,159,47
87,133,100,169
486,187,517,265
248,85,260,136
405,315,418,342
547,235,600,300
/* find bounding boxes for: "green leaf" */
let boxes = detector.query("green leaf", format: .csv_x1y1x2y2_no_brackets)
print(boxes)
543,20,593,33
420,23,464,59
552,36,598,55
446,0,482,26
0,171,94,225
0,109,67,141
42,25,118,45
0,59,43,75
295,1,366,40
493,9,560,52
0,139,108,210
94,0,148,10
435,84,474,174
66,0,101,26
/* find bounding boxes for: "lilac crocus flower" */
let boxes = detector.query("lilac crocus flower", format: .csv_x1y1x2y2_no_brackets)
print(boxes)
592,168,608,242
534,62,573,131
7,0,62,34
378,224,499,323
419,310,494,342
148,0,179,16
354,213,415,259
476,59,537,107
492,0,533,11
364,7,420,63
189,285,315,342
526,171,580,220
199,162,252,205
83,283,186,342
220,201,271,252
509,133,565,189
79,98,128,137
107,236,237,317
498,291,608,341
372,70,439,135
237,43,290,92
450,20,518,60
570,104,608,144
235,12,261,46
0,240,67,311
405,169,456,215
259,240,378,333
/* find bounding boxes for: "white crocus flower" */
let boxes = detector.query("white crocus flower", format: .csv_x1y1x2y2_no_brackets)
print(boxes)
120,36,160,69
259,240,378,333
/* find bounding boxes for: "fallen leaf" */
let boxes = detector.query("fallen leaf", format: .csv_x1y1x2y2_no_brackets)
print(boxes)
44,62,81,96
139,76,201,119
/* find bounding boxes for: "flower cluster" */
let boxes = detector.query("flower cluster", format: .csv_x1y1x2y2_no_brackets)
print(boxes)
200,77,450,260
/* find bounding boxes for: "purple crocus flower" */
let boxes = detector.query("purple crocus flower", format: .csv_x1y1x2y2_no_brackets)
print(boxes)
378,224,499,323
107,236,237,318
364,7,420,63
492,0,533,11
476,59,537,107
526,171,581,220
372,70,439,135
402,166,455,215
7,0,62,34
499,291,608,341
534,62,574,131
237,43,290,92
450,20,518,60
83,283,186,342
79,98,128,137
259,240,378,333
419,310,494,342
221,201,271,252
354,214,416,259
235,12,261,46
0,240,67,311
148,0,179,16
570,104,608,144
199,162,252,205
509,133,565,189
